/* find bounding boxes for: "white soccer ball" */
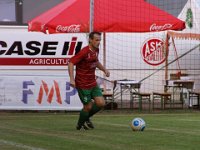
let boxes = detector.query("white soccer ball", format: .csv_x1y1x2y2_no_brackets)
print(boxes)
130,117,146,131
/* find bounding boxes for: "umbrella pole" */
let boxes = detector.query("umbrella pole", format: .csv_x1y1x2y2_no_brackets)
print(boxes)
103,32,107,92
103,32,106,70
164,33,169,92
89,0,94,32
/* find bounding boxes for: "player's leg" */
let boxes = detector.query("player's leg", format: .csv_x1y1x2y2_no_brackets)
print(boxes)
85,96,105,129
77,102,92,130
90,96,105,117
85,86,105,128
76,89,93,130
90,86,105,117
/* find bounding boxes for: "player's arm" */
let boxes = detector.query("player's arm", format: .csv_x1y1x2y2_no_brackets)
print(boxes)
96,61,110,77
68,62,76,88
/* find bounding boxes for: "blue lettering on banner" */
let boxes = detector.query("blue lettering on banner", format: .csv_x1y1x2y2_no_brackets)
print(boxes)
65,82,77,104
22,81,34,104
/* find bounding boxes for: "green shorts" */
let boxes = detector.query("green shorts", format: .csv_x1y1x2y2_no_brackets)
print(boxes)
77,86,103,105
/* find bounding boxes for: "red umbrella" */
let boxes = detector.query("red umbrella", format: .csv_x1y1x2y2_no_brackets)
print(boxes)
28,0,185,33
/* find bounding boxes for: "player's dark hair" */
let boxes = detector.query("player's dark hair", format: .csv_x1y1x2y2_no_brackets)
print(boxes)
89,32,101,39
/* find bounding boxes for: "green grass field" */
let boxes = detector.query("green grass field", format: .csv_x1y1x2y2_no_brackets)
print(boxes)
0,110,200,150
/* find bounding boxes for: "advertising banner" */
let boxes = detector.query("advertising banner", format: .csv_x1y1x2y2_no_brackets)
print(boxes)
0,76,82,110
0,32,88,69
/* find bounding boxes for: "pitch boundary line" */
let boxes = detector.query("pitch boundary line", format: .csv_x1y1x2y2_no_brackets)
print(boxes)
96,122,200,136
0,139,46,150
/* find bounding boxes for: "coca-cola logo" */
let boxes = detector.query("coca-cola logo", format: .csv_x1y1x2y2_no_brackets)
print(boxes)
150,23,173,31
56,24,81,33
141,38,166,66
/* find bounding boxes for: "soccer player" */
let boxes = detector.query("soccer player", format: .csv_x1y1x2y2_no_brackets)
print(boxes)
68,32,110,130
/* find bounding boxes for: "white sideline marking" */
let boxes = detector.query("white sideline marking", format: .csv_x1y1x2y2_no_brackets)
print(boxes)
97,122,200,135
0,139,46,150
178,119,200,122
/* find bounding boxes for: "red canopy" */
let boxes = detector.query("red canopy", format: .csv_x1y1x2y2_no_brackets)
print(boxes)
28,0,185,33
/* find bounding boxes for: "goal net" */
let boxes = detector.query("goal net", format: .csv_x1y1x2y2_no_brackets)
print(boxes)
94,0,200,108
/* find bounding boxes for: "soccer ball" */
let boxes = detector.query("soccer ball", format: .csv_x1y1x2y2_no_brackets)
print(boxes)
130,117,146,131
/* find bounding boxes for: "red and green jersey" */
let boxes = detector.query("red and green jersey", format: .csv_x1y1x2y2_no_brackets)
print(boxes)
69,46,99,89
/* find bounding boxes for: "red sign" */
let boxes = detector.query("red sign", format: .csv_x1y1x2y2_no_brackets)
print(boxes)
141,38,166,66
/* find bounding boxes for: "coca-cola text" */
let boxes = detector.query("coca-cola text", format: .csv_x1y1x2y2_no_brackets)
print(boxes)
56,25,81,33
150,23,172,31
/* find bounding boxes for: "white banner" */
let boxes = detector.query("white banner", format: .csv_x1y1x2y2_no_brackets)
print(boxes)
0,32,88,69
0,76,82,110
